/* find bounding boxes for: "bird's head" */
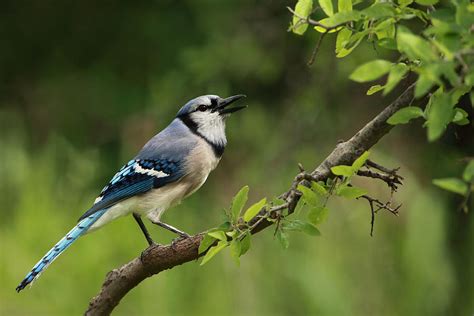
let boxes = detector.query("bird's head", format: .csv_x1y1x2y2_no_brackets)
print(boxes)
176,94,246,148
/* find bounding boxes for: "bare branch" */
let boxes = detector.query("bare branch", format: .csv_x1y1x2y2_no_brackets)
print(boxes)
85,82,416,316
357,169,403,191
286,6,343,30
358,195,401,236
307,32,327,66
366,159,401,176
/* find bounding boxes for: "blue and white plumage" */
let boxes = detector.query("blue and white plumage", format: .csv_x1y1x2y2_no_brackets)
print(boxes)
16,94,246,292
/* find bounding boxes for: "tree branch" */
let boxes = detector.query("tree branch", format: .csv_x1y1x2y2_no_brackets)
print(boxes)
85,82,416,316
357,169,403,191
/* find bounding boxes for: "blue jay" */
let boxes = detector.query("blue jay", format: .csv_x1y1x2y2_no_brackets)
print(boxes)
16,94,246,292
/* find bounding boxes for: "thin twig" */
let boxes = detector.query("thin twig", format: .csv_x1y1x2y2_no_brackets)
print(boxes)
360,195,401,216
287,6,344,31
357,169,403,191
366,159,403,177
287,6,327,28
358,195,401,236
308,32,327,66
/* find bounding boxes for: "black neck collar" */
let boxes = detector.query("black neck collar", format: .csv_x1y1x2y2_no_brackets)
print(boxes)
178,115,225,157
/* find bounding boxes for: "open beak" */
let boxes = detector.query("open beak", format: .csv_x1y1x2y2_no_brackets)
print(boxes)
216,94,247,115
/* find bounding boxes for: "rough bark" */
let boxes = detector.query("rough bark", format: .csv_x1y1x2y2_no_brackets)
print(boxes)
85,83,415,316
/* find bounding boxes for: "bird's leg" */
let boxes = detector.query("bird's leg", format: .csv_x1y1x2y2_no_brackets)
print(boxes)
133,213,157,246
149,219,191,238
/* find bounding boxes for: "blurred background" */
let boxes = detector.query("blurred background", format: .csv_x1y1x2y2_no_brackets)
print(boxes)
0,1,473,315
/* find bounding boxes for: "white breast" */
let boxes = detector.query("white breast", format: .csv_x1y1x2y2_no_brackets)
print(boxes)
88,137,221,232
185,136,221,180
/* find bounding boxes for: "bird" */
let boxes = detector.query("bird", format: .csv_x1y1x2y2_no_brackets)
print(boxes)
16,94,247,292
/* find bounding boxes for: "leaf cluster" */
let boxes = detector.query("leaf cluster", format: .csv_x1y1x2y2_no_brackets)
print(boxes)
290,0,473,204
198,186,264,265
291,0,473,142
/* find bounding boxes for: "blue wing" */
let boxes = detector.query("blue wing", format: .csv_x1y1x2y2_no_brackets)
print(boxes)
78,158,183,221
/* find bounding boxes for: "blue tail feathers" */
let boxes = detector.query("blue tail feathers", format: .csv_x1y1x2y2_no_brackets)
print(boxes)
16,209,107,292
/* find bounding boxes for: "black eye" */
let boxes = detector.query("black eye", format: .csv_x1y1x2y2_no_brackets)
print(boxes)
197,105,208,112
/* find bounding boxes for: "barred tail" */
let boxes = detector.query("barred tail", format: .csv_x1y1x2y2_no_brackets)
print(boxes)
16,209,107,292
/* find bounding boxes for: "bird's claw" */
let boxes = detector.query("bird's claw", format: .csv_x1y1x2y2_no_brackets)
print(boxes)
179,232,191,239
171,234,191,249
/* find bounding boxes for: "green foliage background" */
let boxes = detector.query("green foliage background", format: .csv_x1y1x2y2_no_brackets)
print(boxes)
0,1,472,315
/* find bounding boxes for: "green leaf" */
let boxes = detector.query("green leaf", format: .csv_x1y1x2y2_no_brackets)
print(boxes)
387,107,424,125
456,2,474,28
429,8,457,28
243,198,267,222
397,28,438,62
319,0,334,16
292,0,313,35
338,0,352,12
293,197,306,214
308,206,329,225
438,63,459,87
336,28,352,53
311,181,328,195
415,73,436,98
401,7,429,21
455,117,470,127
336,38,362,57
226,230,237,238
452,108,469,125
429,29,461,60
398,0,413,8
433,178,468,196
377,38,397,50
315,18,340,33
337,46,358,57
426,92,454,141
367,85,385,95
283,220,321,236
336,185,367,199
415,0,438,5
315,11,362,31
208,231,227,241
362,3,396,19
198,234,217,254
230,239,241,265
298,184,321,206
302,223,321,236
451,85,471,105
375,19,395,40
336,29,369,56
217,221,231,231
231,185,249,222
240,233,251,255
384,63,409,95
271,197,286,206
465,71,474,86
415,63,446,97
276,229,290,249
349,60,392,83
331,165,354,177
463,161,474,183
200,241,228,265
352,151,370,171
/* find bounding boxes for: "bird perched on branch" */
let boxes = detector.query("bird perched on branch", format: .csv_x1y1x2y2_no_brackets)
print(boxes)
16,94,247,292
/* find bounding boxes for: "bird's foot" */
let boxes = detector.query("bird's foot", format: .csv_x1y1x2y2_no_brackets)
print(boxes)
171,233,191,249
178,231,191,239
